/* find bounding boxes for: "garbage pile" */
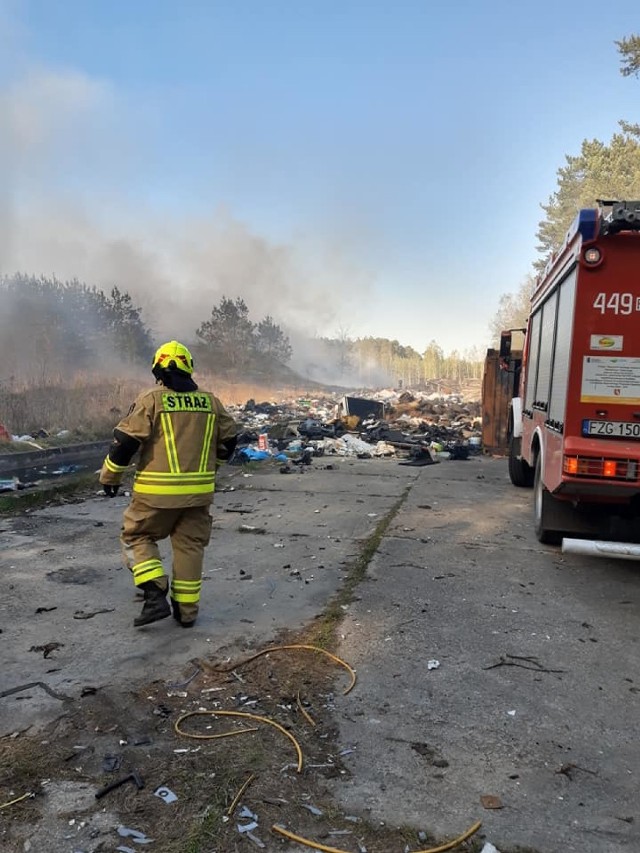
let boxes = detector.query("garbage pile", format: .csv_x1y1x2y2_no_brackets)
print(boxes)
227,389,482,470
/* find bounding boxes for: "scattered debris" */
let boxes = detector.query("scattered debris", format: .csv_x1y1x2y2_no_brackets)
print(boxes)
0,681,71,701
154,785,178,803
480,795,503,810
0,477,27,492
427,659,440,670
95,771,144,800
0,792,34,811
239,524,266,534
28,642,64,659
102,754,121,773
73,608,115,620
166,665,202,691
483,654,565,674
117,826,153,844
555,762,598,780
224,388,482,471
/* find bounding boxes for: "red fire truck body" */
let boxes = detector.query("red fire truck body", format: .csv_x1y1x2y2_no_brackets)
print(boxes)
508,201,640,544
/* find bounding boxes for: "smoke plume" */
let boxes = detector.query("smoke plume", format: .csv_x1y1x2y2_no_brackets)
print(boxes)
0,55,373,386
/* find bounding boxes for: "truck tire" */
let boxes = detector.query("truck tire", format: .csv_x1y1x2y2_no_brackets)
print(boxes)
533,454,563,545
508,436,534,487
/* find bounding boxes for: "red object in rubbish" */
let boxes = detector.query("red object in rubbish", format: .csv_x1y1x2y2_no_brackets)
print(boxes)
0,423,11,442
258,433,269,451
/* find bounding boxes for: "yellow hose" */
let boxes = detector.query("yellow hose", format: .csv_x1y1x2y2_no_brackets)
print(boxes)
186,726,259,741
207,644,357,695
272,818,482,853
414,821,483,853
174,710,304,772
296,690,317,727
226,773,255,816
0,792,33,810
271,826,356,853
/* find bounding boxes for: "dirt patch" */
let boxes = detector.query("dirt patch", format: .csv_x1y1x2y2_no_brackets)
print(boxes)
0,624,493,853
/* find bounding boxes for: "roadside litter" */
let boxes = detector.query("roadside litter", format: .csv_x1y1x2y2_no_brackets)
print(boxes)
95,771,144,800
0,477,27,493
154,785,178,803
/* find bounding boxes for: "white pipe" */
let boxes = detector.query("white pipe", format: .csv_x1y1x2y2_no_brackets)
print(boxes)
562,538,640,560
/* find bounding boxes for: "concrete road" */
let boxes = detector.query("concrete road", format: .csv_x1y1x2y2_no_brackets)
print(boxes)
0,459,412,735
1,455,638,853
330,457,640,853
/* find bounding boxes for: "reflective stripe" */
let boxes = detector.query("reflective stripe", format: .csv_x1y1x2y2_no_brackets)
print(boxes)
171,578,202,603
104,455,128,473
133,482,214,495
199,413,215,472
160,412,180,473
135,471,213,481
132,558,165,585
133,470,215,495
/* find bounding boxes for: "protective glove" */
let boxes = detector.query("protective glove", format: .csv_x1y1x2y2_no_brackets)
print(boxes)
103,484,120,498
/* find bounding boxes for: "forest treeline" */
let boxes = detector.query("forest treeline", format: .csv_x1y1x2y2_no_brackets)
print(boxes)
0,275,484,389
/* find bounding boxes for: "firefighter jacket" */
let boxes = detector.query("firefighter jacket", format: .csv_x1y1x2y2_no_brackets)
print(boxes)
100,386,238,508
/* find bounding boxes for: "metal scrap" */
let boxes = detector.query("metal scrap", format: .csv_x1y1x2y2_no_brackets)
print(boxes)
154,786,178,803
483,653,565,674
555,762,598,780
166,664,202,691
0,681,71,701
117,826,153,844
73,608,115,620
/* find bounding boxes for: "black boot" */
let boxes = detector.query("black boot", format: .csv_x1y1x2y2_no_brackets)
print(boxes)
171,598,196,628
134,582,170,627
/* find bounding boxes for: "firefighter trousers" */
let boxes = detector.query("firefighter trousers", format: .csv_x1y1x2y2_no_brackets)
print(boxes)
121,499,213,623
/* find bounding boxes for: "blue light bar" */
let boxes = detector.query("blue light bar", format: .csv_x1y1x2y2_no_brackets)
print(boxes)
566,208,599,244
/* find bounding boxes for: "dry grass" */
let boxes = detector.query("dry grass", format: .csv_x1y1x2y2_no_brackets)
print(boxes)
0,378,144,437
199,375,331,406
0,371,328,438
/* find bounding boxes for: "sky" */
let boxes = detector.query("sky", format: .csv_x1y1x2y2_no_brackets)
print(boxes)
1,0,639,357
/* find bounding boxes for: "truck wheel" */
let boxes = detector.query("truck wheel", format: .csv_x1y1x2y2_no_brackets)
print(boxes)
533,454,563,545
508,436,534,487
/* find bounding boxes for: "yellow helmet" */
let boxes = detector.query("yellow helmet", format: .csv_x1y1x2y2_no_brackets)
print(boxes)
152,340,194,375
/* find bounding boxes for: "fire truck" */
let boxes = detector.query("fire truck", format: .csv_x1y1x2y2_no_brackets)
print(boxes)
505,199,640,554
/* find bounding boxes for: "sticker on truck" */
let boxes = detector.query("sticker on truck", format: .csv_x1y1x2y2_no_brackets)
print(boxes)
589,334,623,351
581,356,640,404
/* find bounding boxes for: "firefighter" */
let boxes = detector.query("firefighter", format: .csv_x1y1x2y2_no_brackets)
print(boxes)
99,340,238,628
